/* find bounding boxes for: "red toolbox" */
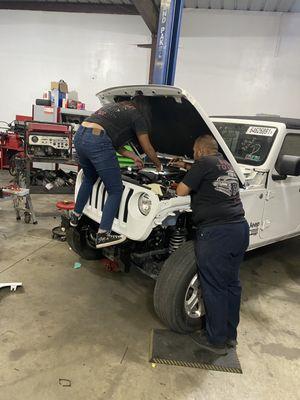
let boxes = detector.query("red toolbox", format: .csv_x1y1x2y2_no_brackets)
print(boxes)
0,115,30,173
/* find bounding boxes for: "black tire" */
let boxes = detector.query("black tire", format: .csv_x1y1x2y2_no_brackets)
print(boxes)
66,226,103,260
153,241,205,333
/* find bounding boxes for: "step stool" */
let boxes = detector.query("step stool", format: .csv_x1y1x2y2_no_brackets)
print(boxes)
3,186,37,224
52,201,75,241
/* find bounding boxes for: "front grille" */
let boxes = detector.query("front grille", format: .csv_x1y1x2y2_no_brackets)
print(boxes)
101,187,107,211
87,180,133,223
94,180,102,208
116,185,125,219
123,188,134,223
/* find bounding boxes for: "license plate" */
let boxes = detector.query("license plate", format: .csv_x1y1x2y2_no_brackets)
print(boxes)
246,126,276,137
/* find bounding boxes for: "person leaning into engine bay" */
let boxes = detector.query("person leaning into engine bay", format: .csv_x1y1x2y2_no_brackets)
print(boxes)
172,135,249,355
70,95,162,249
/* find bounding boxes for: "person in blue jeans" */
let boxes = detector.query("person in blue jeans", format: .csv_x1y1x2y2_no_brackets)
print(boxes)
70,96,161,248
173,135,249,355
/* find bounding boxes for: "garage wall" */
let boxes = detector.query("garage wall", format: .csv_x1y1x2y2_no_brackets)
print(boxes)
0,9,300,122
0,10,150,122
177,9,300,118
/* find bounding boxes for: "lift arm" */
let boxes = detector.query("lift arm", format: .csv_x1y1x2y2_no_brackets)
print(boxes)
132,0,159,33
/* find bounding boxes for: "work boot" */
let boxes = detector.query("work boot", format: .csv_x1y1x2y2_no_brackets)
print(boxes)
69,212,81,227
95,232,126,249
226,339,238,349
190,332,228,355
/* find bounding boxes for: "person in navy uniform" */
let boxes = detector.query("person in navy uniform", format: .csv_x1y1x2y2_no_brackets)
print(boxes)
173,134,249,354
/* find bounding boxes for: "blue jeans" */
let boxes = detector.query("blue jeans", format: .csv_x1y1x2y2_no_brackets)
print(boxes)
194,221,249,345
73,126,123,231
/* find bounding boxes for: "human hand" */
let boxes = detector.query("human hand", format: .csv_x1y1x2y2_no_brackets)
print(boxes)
168,158,186,169
156,163,163,172
134,157,144,170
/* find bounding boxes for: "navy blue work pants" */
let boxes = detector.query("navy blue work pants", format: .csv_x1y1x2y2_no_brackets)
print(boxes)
195,221,249,345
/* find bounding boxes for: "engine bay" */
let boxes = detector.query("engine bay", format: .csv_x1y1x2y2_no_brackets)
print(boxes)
121,162,188,199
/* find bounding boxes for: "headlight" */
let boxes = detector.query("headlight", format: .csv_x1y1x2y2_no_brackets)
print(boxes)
138,193,152,216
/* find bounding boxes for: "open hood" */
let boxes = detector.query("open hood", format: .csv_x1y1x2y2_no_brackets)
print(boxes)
96,85,245,185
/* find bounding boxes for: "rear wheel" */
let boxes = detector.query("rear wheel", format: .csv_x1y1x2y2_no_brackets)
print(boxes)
153,241,205,333
67,225,103,260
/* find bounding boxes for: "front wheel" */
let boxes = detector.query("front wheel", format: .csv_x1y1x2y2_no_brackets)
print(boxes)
153,241,205,333
67,225,103,260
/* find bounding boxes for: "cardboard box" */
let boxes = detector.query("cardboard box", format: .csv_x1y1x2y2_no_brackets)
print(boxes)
33,105,58,123
51,80,68,93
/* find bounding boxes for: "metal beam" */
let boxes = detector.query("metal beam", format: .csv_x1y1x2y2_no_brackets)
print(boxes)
152,0,184,85
149,34,158,84
136,37,157,83
131,0,159,33
0,1,138,15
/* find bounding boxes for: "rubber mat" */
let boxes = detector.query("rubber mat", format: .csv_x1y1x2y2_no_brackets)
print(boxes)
149,329,242,374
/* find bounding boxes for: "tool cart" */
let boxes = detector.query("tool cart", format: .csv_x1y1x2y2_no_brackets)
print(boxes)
0,116,29,175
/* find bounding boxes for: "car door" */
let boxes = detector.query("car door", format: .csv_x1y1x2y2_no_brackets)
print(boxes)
260,132,300,241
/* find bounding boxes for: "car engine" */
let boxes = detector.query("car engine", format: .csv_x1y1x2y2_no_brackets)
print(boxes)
121,163,187,199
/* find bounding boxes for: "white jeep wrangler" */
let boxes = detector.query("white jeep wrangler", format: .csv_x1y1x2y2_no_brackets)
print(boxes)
67,85,300,333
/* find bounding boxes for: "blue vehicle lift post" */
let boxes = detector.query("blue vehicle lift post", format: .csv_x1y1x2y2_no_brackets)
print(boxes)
132,0,184,86
152,0,184,85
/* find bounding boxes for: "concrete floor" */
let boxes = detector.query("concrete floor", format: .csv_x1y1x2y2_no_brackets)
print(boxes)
0,170,299,400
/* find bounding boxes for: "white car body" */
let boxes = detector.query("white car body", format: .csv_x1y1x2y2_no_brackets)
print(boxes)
212,118,300,250
75,85,300,249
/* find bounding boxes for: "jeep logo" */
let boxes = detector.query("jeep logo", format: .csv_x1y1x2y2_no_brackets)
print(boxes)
249,221,260,236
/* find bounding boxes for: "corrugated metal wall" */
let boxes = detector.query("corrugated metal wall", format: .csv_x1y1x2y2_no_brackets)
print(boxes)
183,0,300,12
1,0,299,13
82,0,300,13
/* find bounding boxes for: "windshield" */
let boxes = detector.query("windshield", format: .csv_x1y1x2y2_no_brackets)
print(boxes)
213,122,277,166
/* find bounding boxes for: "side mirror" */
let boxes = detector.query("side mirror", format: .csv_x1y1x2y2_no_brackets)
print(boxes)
275,155,300,177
